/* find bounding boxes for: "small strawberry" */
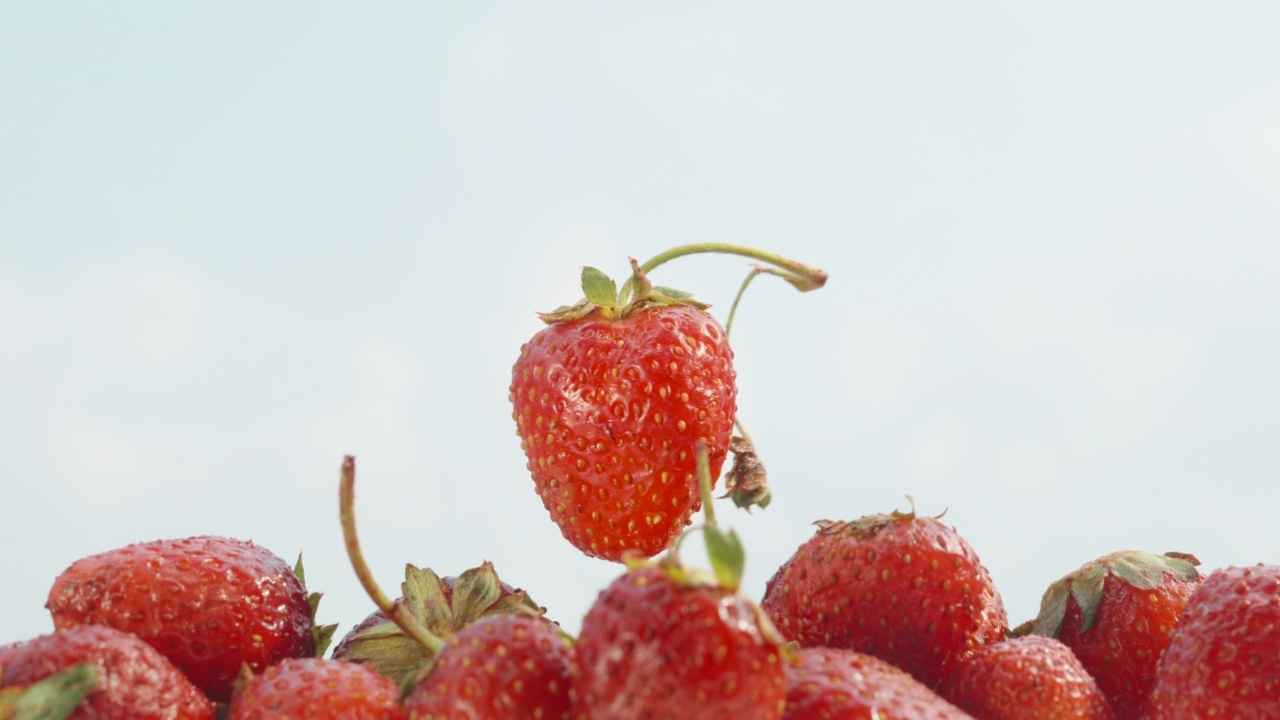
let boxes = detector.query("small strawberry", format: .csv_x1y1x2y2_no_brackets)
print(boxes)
45,535,326,703
1148,563,1280,719
1013,550,1201,720
510,246,827,562
227,657,404,720
339,456,574,719
759,502,1008,689
402,613,573,720
569,441,787,720
783,646,976,720
0,625,215,720
937,635,1115,720
330,562,546,686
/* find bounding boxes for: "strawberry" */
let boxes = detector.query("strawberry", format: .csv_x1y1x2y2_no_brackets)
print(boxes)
330,562,546,686
571,562,786,720
784,646,976,720
1013,550,1201,719
227,657,404,720
759,503,1008,689
402,613,573,719
510,262,738,561
937,635,1115,720
45,535,325,703
0,625,215,720
1147,563,1280,719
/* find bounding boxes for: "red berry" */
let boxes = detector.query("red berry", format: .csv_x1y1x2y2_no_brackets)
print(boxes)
403,613,573,719
571,564,786,720
760,505,1008,688
45,535,316,702
227,657,404,720
1148,563,1280,719
938,635,1115,720
511,295,737,561
784,646,975,720
0,625,215,720
1015,550,1201,719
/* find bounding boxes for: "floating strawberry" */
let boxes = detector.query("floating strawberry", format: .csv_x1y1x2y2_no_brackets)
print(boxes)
510,245,826,561
0,625,215,720
227,657,404,720
339,456,573,718
938,635,1115,720
759,501,1008,688
569,441,787,720
1147,563,1280,719
45,535,331,703
1013,550,1201,719
783,646,976,720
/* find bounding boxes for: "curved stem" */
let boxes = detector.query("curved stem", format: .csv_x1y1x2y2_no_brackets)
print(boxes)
339,456,445,655
638,243,827,292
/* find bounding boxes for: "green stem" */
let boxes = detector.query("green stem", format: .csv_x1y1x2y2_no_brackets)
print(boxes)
695,440,717,529
339,456,445,655
639,243,827,292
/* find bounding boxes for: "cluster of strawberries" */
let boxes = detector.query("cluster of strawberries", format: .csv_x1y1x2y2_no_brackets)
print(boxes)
3,246,1278,719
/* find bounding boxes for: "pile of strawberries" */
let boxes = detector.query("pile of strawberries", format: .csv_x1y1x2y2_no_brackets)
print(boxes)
3,245,1278,719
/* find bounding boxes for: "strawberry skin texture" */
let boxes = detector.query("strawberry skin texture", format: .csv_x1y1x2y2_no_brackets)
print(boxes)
403,613,573,720
510,304,737,561
1053,563,1198,719
1148,564,1280,719
760,511,1008,689
938,635,1115,720
228,657,404,720
784,646,976,720
45,536,315,703
570,565,786,720
0,625,215,720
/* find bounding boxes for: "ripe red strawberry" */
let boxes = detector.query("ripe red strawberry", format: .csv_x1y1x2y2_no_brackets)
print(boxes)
759,504,1008,689
1014,550,1201,720
784,646,976,720
510,263,738,561
227,657,404,720
46,535,322,703
330,562,546,686
937,635,1115,720
403,613,573,719
571,563,787,720
1148,563,1280,719
0,625,215,720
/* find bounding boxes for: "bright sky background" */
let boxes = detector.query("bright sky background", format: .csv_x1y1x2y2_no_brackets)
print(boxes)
3,4,1279,647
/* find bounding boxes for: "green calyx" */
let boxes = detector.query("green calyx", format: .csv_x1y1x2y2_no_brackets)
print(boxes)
1013,550,1202,638
0,663,96,720
335,562,544,689
539,260,708,324
293,554,339,659
655,441,747,592
814,497,922,540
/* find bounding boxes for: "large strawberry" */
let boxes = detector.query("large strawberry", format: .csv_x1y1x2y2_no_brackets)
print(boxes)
45,535,328,703
510,246,827,562
1013,550,1201,719
0,625,215,720
784,646,976,720
510,262,738,561
1147,563,1280,719
227,657,404,720
759,503,1008,688
937,635,1115,720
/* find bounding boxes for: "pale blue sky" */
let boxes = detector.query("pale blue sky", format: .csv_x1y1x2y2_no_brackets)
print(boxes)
3,4,1278,645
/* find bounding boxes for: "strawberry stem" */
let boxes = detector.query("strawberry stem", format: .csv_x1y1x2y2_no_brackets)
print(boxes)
339,456,446,656
638,243,828,292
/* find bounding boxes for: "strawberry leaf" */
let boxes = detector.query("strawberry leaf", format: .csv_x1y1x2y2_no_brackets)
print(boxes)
0,663,96,720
